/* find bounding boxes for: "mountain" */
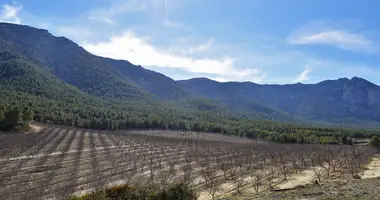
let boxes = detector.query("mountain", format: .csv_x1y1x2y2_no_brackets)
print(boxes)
0,22,290,122
178,77,380,125
1,22,380,127
0,23,188,100
102,58,189,99
0,51,99,104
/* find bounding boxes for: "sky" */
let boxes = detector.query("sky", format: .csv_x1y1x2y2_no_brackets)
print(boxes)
1,0,380,84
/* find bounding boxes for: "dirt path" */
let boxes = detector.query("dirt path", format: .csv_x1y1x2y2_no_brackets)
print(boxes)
362,156,380,179
276,169,315,189
28,123,47,133
198,169,317,200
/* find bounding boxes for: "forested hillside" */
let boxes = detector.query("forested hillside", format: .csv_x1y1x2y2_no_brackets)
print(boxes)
0,23,189,100
178,77,380,126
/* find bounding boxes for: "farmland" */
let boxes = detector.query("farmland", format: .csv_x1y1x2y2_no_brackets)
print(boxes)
0,125,378,200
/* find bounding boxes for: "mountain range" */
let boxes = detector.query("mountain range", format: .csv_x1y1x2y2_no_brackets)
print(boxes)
1,22,380,127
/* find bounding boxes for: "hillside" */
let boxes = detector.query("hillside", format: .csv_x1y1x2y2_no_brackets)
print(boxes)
0,22,292,122
0,51,99,104
1,22,380,128
103,58,190,99
178,77,380,126
0,23,167,100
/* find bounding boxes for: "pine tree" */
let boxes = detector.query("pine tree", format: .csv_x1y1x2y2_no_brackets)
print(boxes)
0,104,5,122
4,107,20,127
22,107,33,124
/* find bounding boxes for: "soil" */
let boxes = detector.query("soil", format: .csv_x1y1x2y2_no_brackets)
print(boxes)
362,156,380,179
28,123,47,133
242,178,380,200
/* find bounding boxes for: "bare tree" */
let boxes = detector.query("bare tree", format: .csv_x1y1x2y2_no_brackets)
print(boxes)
265,166,278,190
230,167,245,194
160,165,171,186
168,159,177,175
201,163,219,200
276,151,291,181
220,161,231,180
300,150,310,170
148,154,156,184
250,169,264,193
290,150,300,174
126,164,137,185
181,157,193,183
310,152,324,183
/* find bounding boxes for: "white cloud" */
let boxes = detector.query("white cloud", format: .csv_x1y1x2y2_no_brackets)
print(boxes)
164,20,187,30
82,31,264,82
288,21,377,53
169,38,215,55
0,2,23,24
288,30,374,53
188,38,214,53
294,66,312,82
88,0,146,24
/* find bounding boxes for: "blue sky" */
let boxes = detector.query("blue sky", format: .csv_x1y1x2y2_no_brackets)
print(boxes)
1,0,380,84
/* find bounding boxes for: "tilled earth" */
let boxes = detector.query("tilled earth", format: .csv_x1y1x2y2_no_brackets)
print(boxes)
233,177,380,200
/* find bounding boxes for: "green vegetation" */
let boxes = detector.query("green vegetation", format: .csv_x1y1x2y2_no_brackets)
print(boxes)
369,136,380,148
0,104,32,131
67,183,197,200
1,51,379,143
178,77,380,127
1,90,378,144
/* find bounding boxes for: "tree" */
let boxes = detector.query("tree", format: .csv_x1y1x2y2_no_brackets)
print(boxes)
4,107,20,127
369,136,380,148
203,168,219,200
22,107,33,124
250,170,263,193
341,136,348,144
164,183,198,200
347,137,353,145
0,104,5,122
310,153,325,183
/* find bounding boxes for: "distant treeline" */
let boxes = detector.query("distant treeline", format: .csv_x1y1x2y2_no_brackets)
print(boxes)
1,92,378,145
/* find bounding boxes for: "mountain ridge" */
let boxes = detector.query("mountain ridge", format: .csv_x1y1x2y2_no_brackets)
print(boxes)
178,76,379,87
1,22,380,127
178,76,380,125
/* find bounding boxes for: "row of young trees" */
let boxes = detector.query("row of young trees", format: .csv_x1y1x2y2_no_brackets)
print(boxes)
0,127,376,200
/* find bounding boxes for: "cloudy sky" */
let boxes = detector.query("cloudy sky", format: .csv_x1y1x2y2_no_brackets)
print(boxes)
1,0,380,84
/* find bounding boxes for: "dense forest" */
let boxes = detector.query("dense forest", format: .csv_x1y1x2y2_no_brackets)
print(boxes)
1,92,378,145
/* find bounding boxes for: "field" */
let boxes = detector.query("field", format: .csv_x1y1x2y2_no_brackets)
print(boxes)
0,125,378,200
240,176,380,200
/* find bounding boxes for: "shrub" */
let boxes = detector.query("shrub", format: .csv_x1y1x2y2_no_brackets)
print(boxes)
68,191,108,200
163,183,198,200
352,174,361,179
68,183,197,200
369,136,380,148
